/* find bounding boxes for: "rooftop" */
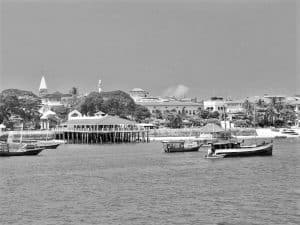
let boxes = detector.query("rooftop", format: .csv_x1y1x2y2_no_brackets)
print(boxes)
63,115,136,126
139,101,201,107
131,88,147,92
43,91,72,99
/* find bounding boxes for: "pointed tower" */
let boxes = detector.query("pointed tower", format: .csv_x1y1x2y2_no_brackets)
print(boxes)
98,79,102,93
39,76,48,97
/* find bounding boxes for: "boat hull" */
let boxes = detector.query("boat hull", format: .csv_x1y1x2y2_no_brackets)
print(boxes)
215,143,273,157
165,146,200,153
0,148,44,157
38,143,60,149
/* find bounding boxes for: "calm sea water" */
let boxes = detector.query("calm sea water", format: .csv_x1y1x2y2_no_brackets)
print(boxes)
0,139,299,225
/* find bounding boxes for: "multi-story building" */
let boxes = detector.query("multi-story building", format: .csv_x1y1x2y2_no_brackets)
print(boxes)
263,95,286,104
129,88,202,116
139,101,202,116
203,97,226,113
225,100,245,114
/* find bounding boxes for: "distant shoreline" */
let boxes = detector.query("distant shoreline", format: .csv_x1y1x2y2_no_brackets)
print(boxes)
1,127,299,144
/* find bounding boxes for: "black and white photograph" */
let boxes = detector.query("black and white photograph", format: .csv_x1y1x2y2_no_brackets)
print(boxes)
0,0,299,224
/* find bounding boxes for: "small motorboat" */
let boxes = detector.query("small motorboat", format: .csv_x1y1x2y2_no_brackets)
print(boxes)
162,140,202,153
207,140,273,158
281,129,299,136
12,139,60,149
0,142,45,157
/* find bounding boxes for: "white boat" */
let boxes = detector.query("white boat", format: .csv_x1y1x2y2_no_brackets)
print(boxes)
207,141,273,158
281,129,299,136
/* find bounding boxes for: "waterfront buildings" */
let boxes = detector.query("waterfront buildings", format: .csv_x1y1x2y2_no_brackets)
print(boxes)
63,110,137,130
203,97,245,120
139,101,201,116
55,110,150,144
129,88,202,116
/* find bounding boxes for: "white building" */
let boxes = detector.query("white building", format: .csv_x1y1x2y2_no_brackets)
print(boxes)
129,88,149,102
263,95,286,104
225,100,245,114
203,97,226,113
140,101,202,116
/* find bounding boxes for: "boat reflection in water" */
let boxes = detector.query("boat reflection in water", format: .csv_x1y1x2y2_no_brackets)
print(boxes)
206,140,273,158
0,142,45,157
162,140,202,153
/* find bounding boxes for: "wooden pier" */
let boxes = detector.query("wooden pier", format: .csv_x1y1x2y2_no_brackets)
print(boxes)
54,127,150,144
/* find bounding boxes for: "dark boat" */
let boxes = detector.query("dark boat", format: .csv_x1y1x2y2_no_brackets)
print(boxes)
0,142,45,157
206,141,273,158
162,140,201,153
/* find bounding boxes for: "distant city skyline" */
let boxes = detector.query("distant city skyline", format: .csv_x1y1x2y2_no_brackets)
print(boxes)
0,0,298,98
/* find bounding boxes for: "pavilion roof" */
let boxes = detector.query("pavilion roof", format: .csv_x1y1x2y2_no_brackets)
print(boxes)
63,115,136,126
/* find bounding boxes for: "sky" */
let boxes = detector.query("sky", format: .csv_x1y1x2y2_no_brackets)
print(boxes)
0,0,298,99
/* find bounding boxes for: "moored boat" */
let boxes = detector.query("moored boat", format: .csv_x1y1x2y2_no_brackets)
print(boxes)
162,140,201,153
37,141,60,149
0,142,45,157
12,139,60,149
206,141,273,158
281,129,299,136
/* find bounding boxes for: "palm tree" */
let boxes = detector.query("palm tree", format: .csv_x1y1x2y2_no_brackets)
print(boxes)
243,99,254,125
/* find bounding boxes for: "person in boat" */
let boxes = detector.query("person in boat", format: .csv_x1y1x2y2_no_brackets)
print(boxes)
207,144,215,157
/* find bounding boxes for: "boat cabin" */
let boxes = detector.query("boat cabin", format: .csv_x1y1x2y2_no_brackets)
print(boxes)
0,142,9,152
211,142,241,151
162,140,185,152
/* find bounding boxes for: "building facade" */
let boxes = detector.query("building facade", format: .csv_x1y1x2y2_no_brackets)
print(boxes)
203,97,226,113
139,101,202,116
129,88,149,102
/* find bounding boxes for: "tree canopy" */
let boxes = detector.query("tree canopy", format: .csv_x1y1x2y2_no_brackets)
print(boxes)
0,89,41,128
75,90,151,122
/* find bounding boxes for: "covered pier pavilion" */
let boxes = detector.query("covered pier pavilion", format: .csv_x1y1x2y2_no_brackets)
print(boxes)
55,111,149,144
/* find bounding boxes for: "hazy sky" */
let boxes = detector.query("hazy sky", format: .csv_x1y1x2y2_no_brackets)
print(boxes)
0,0,298,98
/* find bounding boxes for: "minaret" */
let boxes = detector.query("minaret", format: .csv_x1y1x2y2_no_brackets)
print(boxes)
98,79,102,93
39,76,48,97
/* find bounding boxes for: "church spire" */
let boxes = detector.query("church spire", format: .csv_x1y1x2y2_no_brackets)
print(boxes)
39,76,48,96
39,76,47,90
